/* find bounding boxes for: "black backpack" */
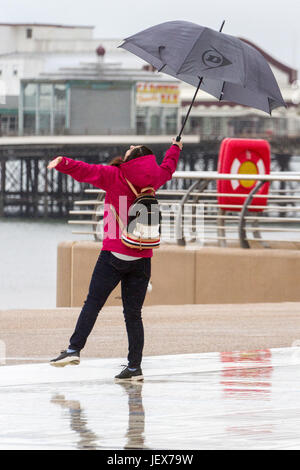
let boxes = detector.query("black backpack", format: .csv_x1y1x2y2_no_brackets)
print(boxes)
110,177,161,250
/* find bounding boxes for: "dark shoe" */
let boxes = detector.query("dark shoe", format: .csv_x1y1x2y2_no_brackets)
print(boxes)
50,350,80,367
115,366,143,382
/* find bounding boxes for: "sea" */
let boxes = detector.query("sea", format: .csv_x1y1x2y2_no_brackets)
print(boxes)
0,218,81,310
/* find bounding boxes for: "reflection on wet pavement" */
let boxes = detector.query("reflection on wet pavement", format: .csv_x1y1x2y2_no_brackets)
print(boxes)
50,394,99,450
0,348,300,449
118,382,146,450
220,349,273,400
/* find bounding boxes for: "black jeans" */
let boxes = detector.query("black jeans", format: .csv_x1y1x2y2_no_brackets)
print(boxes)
69,250,151,368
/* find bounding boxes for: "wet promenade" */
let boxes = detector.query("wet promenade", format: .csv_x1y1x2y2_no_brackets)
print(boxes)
1,302,300,449
1,348,300,450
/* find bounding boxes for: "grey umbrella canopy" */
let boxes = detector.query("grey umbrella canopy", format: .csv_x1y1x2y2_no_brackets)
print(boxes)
119,20,286,137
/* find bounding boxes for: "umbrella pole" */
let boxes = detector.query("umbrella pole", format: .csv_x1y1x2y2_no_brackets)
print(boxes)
176,20,226,142
176,77,203,141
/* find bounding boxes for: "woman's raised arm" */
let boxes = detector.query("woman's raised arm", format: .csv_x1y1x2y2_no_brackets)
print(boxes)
155,138,183,189
47,156,117,191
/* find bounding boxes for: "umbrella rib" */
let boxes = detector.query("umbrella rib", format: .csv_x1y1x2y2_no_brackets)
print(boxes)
158,64,166,72
219,81,226,101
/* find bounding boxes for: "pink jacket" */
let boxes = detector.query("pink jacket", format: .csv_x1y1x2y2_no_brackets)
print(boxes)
55,144,181,258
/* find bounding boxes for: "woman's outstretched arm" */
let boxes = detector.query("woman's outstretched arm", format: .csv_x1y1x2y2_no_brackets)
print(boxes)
155,138,183,189
47,156,117,191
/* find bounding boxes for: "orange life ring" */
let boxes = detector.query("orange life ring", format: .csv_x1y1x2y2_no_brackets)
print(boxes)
217,138,270,212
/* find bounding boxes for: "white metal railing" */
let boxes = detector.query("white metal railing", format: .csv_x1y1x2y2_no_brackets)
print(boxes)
67,171,300,249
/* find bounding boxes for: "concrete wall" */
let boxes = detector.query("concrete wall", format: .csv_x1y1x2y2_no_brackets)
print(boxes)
195,247,300,304
57,242,300,307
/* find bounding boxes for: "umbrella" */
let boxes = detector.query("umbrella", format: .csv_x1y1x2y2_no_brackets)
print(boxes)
119,20,286,140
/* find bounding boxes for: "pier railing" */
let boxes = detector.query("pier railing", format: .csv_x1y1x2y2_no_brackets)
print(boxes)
68,171,300,249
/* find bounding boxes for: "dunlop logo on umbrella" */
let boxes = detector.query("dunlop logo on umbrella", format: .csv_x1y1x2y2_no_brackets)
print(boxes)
202,47,232,70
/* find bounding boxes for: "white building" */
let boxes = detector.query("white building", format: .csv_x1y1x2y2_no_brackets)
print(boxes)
0,22,299,137
0,23,101,97
0,24,92,133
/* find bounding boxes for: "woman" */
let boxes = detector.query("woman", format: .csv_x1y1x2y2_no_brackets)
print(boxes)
48,138,183,381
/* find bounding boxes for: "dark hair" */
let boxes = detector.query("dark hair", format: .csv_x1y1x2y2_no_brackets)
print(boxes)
109,145,153,167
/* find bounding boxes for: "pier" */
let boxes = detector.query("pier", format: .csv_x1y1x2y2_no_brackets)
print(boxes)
0,135,299,218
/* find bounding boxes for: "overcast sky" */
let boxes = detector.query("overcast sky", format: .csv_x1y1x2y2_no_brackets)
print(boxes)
1,0,300,73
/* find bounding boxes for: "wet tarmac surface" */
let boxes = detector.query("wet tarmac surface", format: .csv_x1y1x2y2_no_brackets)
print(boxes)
1,348,300,450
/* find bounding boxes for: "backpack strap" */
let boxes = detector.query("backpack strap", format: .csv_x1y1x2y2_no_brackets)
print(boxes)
140,186,156,196
124,176,155,196
124,177,139,197
110,204,125,231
